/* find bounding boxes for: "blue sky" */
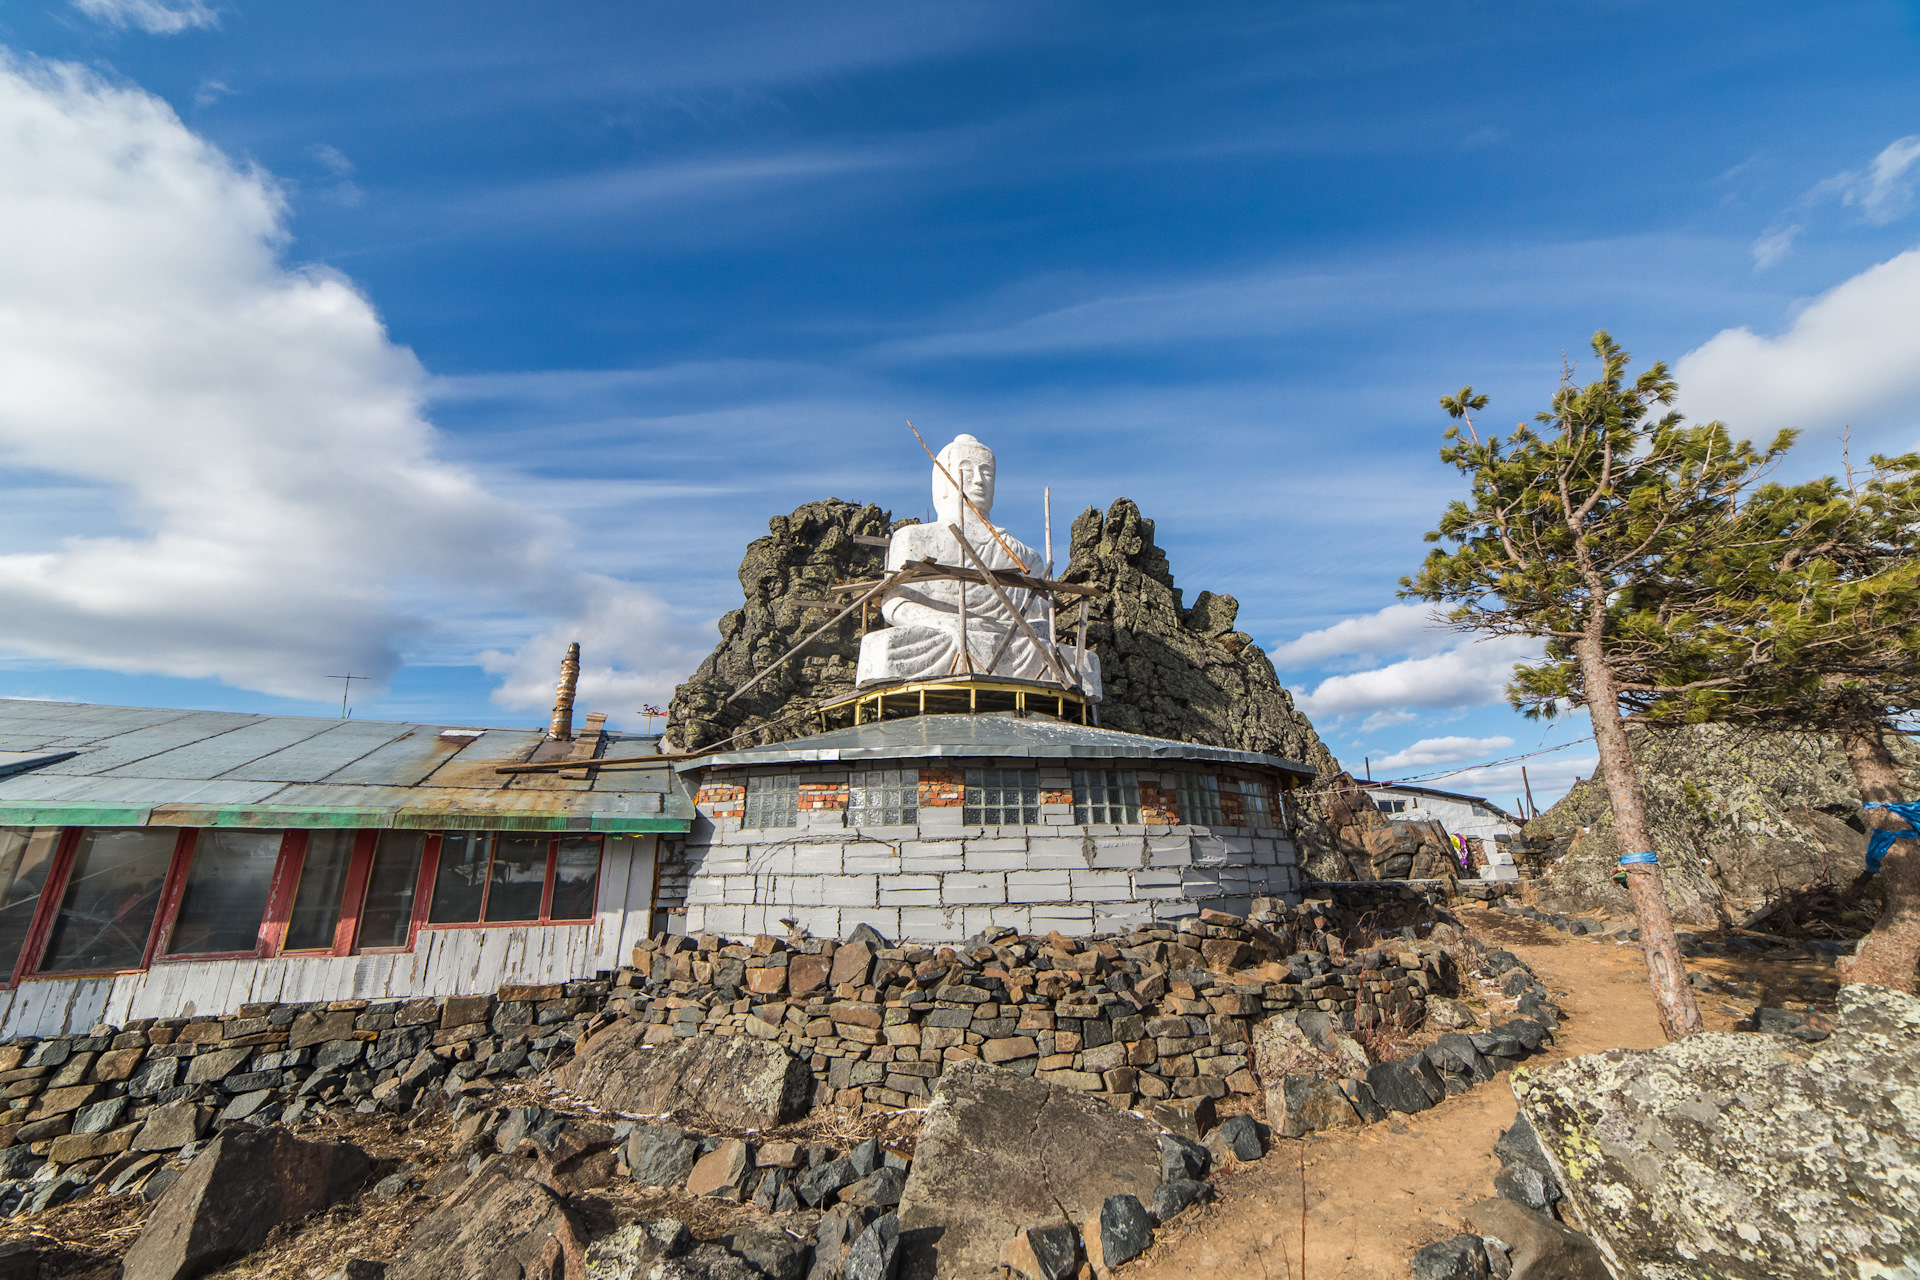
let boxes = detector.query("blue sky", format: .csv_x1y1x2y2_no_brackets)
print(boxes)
1,1,1919,805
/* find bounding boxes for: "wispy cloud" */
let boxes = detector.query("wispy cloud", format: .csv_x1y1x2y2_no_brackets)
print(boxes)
72,0,216,35
1753,134,1920,268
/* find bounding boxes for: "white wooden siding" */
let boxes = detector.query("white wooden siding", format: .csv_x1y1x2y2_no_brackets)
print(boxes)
0,835,660,1039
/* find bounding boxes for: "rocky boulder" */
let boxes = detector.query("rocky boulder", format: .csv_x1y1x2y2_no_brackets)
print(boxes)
389,1165,586,1280
1515,983,1920,1277
121,1129,374,1280
1525,723,1920,923
566,1018,812,1129
896,1060,1162,1280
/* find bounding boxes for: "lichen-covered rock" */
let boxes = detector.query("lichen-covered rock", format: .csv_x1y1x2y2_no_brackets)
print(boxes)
667,499,899,752
565,1019,811,1129
1526,724,1920,923
1514,983,1920,1278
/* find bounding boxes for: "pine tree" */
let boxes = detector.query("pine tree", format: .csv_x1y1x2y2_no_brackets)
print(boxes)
1405,333,1794,1039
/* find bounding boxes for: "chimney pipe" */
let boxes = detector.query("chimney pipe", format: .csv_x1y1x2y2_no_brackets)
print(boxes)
549,642,580,740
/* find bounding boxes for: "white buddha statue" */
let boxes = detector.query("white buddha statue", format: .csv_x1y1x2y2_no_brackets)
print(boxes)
855,434,1102,699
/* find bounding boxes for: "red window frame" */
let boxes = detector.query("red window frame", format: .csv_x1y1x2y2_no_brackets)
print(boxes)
418,832,603,930
0,824,604,981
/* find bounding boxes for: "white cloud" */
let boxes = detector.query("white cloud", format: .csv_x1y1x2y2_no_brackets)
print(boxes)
1750,223,1799,270
1360,708,1418,732
0,55,694,707
1674,243,1920,441
1293,634,1542,719
1372,735,1514,772
1840,135,1920,226
71,0,216,35
1270,602,1449,668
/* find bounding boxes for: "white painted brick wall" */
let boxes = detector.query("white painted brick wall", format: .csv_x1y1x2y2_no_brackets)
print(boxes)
843,843,902,874
1090,836,1146,868
963,844,1030,872
900,840,964,872
820,875,878,907
1025,836,1091,870
1006,870,1071,902
878,875,942,907
1068,869,1134,901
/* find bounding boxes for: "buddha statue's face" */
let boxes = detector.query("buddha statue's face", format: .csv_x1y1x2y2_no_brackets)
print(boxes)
934,440,995,527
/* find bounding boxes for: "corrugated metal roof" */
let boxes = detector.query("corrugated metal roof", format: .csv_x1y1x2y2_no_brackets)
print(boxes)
681,714,1315,774
0,699,693,832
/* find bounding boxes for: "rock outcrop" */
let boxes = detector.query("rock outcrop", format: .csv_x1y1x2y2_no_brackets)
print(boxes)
664,496,1375,872
895,1060,1162,1280
565,1021,812,1129
122,1129,374,1280
1525,724,1920,924
1515,983,1920,1278
668,499,899,752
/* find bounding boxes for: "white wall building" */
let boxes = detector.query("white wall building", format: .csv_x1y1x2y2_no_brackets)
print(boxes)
1361,782,1524,881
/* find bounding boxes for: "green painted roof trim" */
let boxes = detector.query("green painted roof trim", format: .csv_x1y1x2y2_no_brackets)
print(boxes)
0,802,691,834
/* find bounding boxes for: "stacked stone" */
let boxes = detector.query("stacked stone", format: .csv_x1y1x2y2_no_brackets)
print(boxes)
618,896,1460,1117
0,980,607,1217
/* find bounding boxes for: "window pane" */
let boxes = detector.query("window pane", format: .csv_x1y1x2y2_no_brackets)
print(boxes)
1175,774,1223,826
284,830,356,952
848,769,917,826
965,769,1039,825
1073,770,1139,825
359,832,424,948
485,835,548,922
167,830,282,956
0,828,60,977
743,775,798,828
429,832,488,923
41,828,176,973
1238,779,1273,827
549,836,601,922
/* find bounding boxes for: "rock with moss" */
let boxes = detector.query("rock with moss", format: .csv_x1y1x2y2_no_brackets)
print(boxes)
1514,983,1920,1278
1525,725,1920,924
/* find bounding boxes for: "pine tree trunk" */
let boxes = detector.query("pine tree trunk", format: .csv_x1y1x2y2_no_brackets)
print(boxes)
1838,721,1920,992
1575,636,1704,1040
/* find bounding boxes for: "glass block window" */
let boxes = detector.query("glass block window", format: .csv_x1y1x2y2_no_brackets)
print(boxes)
743,774,799,828
1073,770,1139,824
1176,773,1223,826
1238,778,1275,827
848,769,918,826
965,769,1039,825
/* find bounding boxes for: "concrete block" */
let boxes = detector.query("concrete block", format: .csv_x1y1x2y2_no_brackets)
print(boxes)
771,874,824,907
963,844,1030,872
684,879,724,906
987,905,1031,933
1090,837,1146,869
967,837,1028,854
788,844,844,875
898,907,959,941
918,806,966,829
1006,871,1071,903
682,905,708,932
700,849,752,875
844,844,903,874
839,908,900,941
878,879,941,907
1068,869,1135,901
1029,905,1094,933
1221,836,1256,857
1147,837,1194,868
1095,903,1153,932
821,876,878,908
901,841,965,872
722,876,759,905
704,905,747,934
1189,835,1231,865
1025,837,1089,870
941,872,1007,905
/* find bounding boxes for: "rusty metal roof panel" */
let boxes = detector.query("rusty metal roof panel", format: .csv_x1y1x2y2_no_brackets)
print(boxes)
418,729,547,789
216,719,421,783
101,715,341,779
317,727,476,786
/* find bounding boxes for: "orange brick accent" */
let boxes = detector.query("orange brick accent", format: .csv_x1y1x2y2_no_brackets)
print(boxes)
919,768,965,807
1219,787,1247,828
696,782,745,819
798,782,848,811
1139,781,1179,825
1041,788,1072,807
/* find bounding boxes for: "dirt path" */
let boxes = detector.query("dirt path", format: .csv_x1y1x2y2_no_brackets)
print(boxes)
1128,910,1673,1280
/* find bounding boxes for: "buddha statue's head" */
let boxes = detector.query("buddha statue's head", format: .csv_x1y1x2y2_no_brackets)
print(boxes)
934,434,995,528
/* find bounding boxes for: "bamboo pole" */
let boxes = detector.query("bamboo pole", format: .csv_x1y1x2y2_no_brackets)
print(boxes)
948,524,1072,687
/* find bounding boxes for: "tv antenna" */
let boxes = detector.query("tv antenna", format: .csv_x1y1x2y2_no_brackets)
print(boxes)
327,672,368,719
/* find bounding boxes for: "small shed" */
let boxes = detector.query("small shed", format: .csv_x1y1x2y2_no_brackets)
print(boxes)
0,699,691,1037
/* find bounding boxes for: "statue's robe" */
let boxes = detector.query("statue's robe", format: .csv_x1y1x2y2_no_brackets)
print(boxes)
854,522,1101,697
